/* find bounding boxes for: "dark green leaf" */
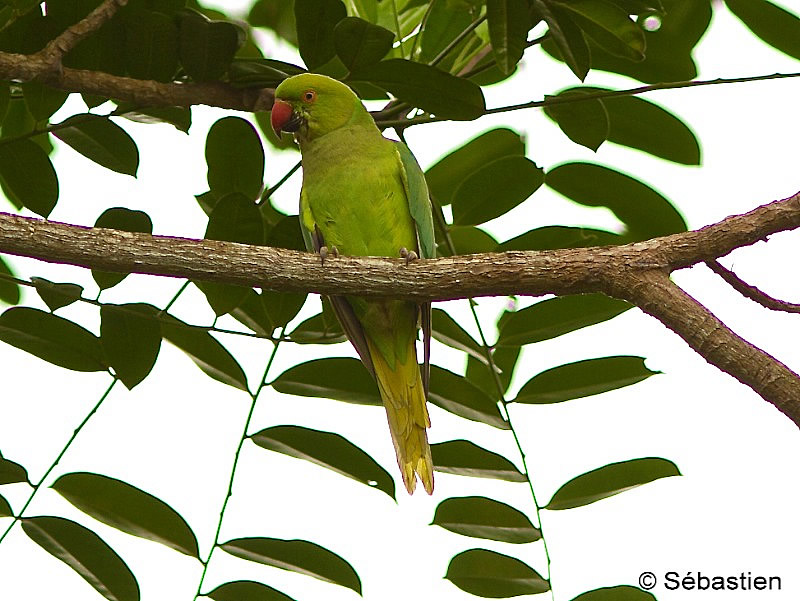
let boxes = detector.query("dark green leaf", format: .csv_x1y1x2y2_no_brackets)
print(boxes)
554,0,646,60
116,105,192,133
0,82,10,125
353,59,486,120
419,0,475,63
0,256,20,305
100,304,161,390
440,226,499,256
20,80,69,121
160,314,249,391
178,9,243,81
544,90,609,151
429,366,508,429
452,156,543,225
334,17,394,71
123,8,179,82
426,128,525,206
30,277,83,311
432,496,540,543
514,356,659,404
0,139,58,217
0,493,11,517
294,0,347,69
54,114,139,176
546,457,681,510
466,344,520,396
288,310,347,344
446,548,550,597
52,472,199,557
251,425,395,498
536,0,590,80
248,0,298,46
272,357,380,405
228,58,306,88
432,440,526,481
546,162,686,240
573,86,700,164
231,289,307,336
265,214,306,251
206,116,265,200
571,585,657,601
487,0,530,74
726,0,800,61
22,516,140,601
0,452,28,484
431,308,485,362
497,226,622,251
208,580,297,601
92,208,153,289
497,294,632,347
221,537,361,595
0,307,106,371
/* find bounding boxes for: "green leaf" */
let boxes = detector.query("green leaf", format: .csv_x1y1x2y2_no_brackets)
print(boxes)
100,304,161,390
497,294,632,347
513,356,659,404
0,307,106,372
334,17,394,72
432,496,540,543
536,0,590,80
429,366,508,429
178,9,243,81
431,308,485,363
231,289,307,336
544,90,609,151
546,162,687,240
440,226,499,256
353,59,486,120
432,440,526,481
446,548,550,597
0,139,58,217
0,256,20,305
419,0,475,63
0,82,10,125
22,516,140,601
123,8,179,82
53,114,140,176
466,344,520,397
0,451,28,484
725,0,800,61
288,309,347,344
546,457,681,510
221,537,361,595
160,314,249,391
251,425,395,499
294,0,347,69
426,128,525,206
487,0,530,74
228,58,306,88
571,585,657,601
208,580,297,601
116,105,192,133
20,80,69,121
574,86,700,164
248,0,298,46
206,116,265,200
30,277,83,311
452,156,543,225
52,472,199,557
554,0,646,60
272,357,380,405
92,208,153,290
497,226,622,251
0,493,11,517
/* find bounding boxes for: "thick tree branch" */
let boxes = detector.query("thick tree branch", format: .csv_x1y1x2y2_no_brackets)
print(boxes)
1,192,800,425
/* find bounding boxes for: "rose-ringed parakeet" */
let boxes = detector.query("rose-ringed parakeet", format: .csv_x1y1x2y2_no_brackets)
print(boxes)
271,73,436,495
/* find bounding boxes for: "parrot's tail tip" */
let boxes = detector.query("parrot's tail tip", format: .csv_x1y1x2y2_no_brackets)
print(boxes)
401,458,434,495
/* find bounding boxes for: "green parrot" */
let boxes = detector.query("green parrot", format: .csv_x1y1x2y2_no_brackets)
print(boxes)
271,73,436,495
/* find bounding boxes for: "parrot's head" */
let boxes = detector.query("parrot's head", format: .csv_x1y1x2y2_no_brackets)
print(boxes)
271,74,367,143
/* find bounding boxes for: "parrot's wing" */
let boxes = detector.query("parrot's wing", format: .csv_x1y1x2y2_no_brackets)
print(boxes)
393,140,433,395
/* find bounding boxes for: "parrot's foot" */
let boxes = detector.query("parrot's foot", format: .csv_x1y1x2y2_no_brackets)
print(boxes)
319,245,339,265
399,247,418,265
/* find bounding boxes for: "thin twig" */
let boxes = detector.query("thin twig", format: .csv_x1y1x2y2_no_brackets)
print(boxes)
430,14,487,67
706,259,800,313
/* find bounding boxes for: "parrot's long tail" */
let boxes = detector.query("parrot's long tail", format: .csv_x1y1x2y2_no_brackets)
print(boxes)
367,338,434,495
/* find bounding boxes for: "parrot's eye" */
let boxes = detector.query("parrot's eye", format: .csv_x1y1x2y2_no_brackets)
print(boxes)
302,90,317,103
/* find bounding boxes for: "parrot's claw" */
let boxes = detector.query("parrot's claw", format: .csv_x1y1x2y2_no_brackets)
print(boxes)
319,245,339,265
399,247,418,265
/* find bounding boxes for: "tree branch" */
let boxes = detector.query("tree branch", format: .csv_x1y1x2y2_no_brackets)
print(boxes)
1,192,800,425
705,259,800,313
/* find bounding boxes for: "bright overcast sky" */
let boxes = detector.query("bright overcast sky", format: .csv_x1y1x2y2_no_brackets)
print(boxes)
1,3,799,601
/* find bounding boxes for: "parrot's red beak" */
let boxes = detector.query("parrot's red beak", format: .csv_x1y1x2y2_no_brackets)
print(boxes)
271,99,296,137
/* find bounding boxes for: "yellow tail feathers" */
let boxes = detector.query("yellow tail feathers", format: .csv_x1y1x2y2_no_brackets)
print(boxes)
367,338,433,495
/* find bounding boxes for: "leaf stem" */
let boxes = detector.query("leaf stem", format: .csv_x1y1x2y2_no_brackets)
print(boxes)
429,14,487,68
390,0,406,60
258,160,301,206
0,377,118,546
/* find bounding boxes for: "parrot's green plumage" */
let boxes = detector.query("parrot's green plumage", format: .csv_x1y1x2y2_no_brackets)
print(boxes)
272,73,435,495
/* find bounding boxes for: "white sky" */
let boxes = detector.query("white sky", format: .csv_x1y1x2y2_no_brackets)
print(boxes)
1,3,800,601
